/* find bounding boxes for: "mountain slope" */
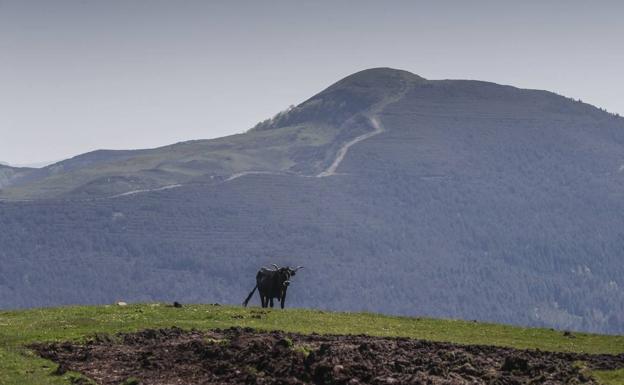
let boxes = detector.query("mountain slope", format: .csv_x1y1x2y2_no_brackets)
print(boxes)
0,68,420,200
0,164,34,189
1,68,623,333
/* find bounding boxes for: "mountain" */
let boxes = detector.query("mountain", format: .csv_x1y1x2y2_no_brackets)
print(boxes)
1,68,623,333
0,68,422,200
0,163,34,190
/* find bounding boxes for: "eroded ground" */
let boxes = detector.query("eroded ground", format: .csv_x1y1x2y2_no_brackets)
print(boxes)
31,327,624,384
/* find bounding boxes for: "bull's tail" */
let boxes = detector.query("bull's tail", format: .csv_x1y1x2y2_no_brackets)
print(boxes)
242,285,258,307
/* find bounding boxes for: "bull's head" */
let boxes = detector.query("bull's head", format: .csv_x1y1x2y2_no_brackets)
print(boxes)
273,265,304,309
279,266,304,287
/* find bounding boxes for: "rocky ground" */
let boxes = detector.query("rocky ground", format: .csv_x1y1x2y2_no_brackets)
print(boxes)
31,327,624,384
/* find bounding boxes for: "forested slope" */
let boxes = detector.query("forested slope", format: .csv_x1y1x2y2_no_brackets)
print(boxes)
1,68,623,333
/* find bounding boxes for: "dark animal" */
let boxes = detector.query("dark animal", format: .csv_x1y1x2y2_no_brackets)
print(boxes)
243,264,303,308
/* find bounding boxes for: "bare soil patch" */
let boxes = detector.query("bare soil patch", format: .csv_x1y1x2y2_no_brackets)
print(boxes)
31,327,624,384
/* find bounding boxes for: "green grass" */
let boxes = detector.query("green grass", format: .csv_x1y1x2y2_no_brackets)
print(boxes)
594,369,624,385
1,304,623,384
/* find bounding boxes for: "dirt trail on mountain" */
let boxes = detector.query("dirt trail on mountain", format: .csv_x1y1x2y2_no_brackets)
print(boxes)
225,171,288,182
31,327,624,385
108,184,183,198
317,82,409,178
316,116,385,177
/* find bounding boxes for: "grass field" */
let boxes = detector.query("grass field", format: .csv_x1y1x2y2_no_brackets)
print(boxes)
1,304,623,384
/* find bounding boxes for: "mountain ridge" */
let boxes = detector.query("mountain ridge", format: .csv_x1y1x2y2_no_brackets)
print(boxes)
1,68,624,334
1,67,620,200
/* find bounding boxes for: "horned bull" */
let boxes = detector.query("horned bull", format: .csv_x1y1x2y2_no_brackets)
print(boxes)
242,264,303,309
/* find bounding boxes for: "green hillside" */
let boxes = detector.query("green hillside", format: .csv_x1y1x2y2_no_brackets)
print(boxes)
0,68,416,201
1,304,623,384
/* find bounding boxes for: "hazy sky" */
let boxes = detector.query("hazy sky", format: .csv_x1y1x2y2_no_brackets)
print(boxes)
1,0,622,166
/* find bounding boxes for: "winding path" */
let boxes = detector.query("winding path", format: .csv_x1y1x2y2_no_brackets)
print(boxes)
225,170,286,182
316,116,384,177
316,82,409,178
109,184,182,198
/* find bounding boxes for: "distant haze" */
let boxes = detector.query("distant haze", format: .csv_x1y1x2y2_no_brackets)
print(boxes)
1,0,623,165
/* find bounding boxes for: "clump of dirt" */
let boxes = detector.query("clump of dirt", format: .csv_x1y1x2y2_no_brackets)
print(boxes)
30,327,624,384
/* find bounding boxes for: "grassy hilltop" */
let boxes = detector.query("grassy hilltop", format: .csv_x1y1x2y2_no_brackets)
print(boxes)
1,304,623,384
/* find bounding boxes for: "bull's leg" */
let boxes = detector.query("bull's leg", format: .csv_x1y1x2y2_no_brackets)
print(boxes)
269,298,274,308
260,294,266,308
280,291,287,309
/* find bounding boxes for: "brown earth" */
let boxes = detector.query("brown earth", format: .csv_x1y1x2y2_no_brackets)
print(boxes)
30,327,624,385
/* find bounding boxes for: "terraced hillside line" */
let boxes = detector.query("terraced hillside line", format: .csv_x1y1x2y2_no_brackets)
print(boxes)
317,82,410,178
108,183,182,198
225,170,287,182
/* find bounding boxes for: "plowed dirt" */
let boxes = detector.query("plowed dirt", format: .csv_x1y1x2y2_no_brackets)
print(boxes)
31,327,624,384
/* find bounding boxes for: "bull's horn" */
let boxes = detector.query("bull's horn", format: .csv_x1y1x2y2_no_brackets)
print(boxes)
294,266,304,271
272,263,279,270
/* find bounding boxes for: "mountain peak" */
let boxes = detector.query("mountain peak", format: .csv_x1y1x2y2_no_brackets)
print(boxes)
327,67,425,90
252,68,423,131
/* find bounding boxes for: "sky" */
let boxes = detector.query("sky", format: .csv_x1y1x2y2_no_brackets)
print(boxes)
1,0,623,166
